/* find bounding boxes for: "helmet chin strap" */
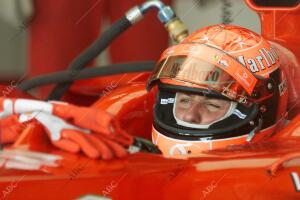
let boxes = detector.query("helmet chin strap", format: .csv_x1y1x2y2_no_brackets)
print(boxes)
173,93,237,129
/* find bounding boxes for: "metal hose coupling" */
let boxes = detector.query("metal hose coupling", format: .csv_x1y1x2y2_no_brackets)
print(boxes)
125,0,188,43
164,17,189,43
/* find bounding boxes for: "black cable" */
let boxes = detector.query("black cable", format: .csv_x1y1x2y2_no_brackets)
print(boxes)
47,16,132,100
18,61,155,92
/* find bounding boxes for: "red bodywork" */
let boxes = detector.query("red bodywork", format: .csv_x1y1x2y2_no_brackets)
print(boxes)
2,1,300,199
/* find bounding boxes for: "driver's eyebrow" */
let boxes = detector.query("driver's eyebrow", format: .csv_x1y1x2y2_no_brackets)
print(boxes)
178,93,192,98
180,93,211,100
205,97,227,101
179,93,228,102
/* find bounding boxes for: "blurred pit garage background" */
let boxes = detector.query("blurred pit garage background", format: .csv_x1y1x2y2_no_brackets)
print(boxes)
0,0,260,97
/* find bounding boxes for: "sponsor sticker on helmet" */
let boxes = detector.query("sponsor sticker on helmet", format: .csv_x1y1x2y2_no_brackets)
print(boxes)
161,98,175,105
234,68,256,94
278,79,287,96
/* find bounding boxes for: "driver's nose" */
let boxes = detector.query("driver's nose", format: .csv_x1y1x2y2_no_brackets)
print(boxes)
182,103,202,124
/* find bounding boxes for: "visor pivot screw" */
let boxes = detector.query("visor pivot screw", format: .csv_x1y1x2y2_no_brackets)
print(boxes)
251,90,260,98
267,83,273,90
260,105,267,113
249,121,255,126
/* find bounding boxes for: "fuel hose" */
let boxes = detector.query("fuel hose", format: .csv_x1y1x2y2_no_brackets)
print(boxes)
47,0,188,100
18,61,155,91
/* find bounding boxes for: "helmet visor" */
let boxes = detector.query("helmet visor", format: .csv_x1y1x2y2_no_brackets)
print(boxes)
148,44,258,102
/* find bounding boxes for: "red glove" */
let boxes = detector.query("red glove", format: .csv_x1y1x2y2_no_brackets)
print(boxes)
0,98,132,145
51,102,132,146
0,115,25,144
0,98,133,159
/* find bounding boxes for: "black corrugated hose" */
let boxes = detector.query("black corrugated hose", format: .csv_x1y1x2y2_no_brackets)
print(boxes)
47,16,132,100
18,61,155,92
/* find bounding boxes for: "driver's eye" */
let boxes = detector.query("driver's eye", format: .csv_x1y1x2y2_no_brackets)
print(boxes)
179,98,192,108
206,103,221,109
205,102,222,112
179,98,190,104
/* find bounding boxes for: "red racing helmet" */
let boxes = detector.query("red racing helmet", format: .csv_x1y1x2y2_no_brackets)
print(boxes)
147,24,288,158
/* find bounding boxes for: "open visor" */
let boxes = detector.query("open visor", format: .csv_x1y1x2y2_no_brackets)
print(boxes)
148,43,259,103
